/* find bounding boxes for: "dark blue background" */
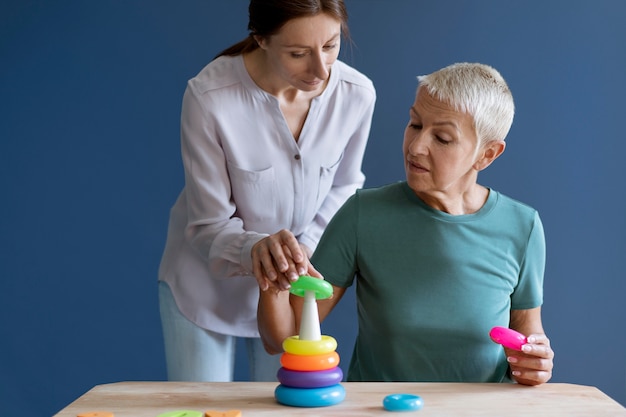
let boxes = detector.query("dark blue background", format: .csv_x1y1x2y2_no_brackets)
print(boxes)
1,1,625,415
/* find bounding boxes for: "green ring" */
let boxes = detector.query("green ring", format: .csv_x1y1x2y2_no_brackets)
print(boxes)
289,275,333,299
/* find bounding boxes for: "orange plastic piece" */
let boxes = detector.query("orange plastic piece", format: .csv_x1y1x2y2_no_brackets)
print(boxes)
205,411,242,417
280,351,340,371
77,413,114,417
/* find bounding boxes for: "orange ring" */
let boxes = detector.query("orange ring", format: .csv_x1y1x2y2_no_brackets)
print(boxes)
280,351,340,371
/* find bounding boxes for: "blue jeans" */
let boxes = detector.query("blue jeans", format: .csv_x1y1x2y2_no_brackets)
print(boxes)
158,281,281,382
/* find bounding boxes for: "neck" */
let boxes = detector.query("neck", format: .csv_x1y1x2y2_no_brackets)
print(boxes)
243,50,325,102
415,184,489,215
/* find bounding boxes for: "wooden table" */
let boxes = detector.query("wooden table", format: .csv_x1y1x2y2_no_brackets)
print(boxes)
54,382,626,417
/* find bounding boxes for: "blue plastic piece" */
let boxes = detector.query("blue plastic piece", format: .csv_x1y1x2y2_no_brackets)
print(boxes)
274,383,346,407
383,394,424,412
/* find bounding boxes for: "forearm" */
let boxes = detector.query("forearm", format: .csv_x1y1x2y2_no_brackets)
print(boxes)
509,307,545,336
186,220,268,278
508,307,554,385
257,289,297,355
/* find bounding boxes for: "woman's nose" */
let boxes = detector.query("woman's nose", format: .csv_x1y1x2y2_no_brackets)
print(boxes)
407,132,427,155
311,51,329,80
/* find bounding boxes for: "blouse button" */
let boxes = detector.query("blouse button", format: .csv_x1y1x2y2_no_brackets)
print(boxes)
294,154,301,160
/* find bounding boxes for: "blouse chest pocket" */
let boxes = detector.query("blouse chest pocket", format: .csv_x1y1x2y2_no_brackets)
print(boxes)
316,152,344,205
226,163,277,225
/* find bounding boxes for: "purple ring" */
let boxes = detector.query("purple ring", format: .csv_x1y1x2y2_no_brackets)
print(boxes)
277,366,343,388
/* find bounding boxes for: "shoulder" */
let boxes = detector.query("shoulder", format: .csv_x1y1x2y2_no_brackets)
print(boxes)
492,190,538,217
330,184,402,220
490,190,543,232
332,60,376,99
187,56,243,94
351,182,406,207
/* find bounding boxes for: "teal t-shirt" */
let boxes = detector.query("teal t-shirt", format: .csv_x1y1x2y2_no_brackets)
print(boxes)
311,182,545,382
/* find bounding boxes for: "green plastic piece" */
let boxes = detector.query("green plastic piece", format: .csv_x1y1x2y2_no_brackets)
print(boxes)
289,275,333,299
156,411,203,417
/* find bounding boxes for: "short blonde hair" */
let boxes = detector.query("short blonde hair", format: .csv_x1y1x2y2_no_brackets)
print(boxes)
417,63,515,145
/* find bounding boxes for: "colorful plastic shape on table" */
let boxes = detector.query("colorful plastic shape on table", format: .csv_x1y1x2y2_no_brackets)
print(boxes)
282,334,337,355
289,275,333,341
280,350,340,371
275,384,346,407
489,326,527,351
274,275,344,407
383,394,424,412
288,275,333,299
205,411,242,417
77,413,114,417
277,366,343,388
156,411,203,417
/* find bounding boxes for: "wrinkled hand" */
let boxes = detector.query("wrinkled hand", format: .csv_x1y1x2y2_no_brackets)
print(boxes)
252,229,318,292
506,333,554,385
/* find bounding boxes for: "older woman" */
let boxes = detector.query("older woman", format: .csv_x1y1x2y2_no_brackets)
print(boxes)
258,63,554,385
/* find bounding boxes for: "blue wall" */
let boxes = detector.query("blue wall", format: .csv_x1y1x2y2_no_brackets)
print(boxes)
1,1,625,415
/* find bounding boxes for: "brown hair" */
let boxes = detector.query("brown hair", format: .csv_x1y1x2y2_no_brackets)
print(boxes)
215,0,350,59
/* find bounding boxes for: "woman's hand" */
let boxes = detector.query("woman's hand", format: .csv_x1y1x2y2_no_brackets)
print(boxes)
507,333,554,386
251,229,317,291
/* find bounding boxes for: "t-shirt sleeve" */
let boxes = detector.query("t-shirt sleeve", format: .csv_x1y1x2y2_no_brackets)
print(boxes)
310,192,360,289
511,211,546,309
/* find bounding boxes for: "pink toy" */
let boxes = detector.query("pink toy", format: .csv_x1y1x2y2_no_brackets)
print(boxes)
489,326,527,351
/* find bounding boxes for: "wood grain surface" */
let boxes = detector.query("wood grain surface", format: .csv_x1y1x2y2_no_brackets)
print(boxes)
54,381,626,417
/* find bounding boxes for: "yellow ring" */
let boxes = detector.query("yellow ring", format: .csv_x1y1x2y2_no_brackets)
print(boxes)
282,335,338,356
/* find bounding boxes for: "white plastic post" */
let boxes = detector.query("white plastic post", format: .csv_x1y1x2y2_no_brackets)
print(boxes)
299,290,322,341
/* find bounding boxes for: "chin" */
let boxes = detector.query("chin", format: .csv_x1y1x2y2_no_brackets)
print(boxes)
406,176,427,193
299,82,323,92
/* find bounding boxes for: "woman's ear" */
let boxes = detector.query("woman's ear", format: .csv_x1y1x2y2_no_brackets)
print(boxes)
253,35,267,50
474,140,506,171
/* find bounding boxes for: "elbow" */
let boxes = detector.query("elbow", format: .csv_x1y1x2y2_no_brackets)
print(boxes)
261,335,284,356
258,323,287,355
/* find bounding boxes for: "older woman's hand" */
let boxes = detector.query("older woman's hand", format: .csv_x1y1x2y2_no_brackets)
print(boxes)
251,229,314,291
507,333,554,386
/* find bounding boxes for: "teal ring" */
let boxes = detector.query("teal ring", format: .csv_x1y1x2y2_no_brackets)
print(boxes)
275,383,345,407
383,394,424,412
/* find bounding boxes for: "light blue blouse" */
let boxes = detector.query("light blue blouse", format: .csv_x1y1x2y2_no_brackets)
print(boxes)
159,55,376,337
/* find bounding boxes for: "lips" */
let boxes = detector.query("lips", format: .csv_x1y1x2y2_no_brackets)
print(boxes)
407,159,428,172
303,79,322,86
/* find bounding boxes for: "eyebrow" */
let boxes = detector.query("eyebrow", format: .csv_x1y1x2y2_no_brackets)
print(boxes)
282,33,341,49
410,106,460,130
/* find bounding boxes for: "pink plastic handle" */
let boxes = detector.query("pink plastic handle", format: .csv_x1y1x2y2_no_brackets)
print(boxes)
489,326,527,351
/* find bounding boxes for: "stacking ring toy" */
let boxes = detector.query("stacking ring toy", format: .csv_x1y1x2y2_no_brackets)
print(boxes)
383,394,424,412
289,275,333,299
281,351,340,371
283,335,337,355
275,383,346,407
489,326,527,351
277,366,343,388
